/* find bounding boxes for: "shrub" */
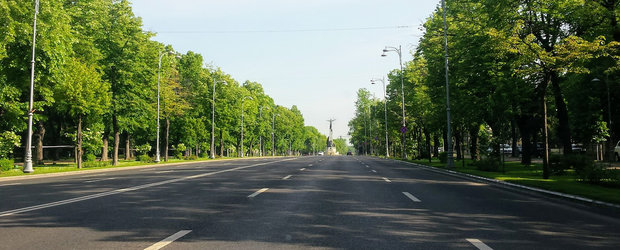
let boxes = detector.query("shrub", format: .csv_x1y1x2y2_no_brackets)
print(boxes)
549,154,567,175
438,152,448,164
83,161,110,168
138,154,153,163
0,131,21,159
135,143,152,156
472,157,500,172
85,154,97,162
0,158,15,172
174,143,186,159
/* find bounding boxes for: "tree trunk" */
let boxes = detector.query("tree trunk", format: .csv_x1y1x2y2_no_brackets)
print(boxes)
220,130,224,157
113,115,119,166
511,118,518,157
101,131,109,162
165,117,170,162
125,133,131,160
455,128,462,160
424,128,431,162
77,115,83,169
433,135,440,157
35,121,45,165
550,73,572,155
469,125,480,160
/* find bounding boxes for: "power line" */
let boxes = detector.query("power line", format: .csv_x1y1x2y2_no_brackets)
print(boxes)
156,25,413,34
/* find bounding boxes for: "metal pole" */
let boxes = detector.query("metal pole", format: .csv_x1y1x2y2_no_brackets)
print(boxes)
272,113,275,156
442,0,455,168
241,99,244,158
398,46,407,159
259,106,263,157
155,51,164,163
210,79,216,159
23,0,40,173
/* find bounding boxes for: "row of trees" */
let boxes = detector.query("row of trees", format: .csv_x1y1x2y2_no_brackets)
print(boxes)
0,0,327,170
349,0,619,178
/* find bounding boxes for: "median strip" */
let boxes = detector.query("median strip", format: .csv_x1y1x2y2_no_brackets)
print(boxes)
144,230,192,250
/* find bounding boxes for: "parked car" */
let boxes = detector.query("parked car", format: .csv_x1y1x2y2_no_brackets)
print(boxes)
347,151,353,156
571,143,586,154
500,144,512,155
318,152,324,156
615,141,620,161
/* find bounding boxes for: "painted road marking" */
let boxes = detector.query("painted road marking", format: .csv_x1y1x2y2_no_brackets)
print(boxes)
248,188,269,198
466,239,493,250
308,164,313,167
382,177,392,183
402,192,421,202
300,168,306,171
0,158,297,217
0,183,22,187
282,175,292,180
144,230,192,250
155,170,174,174
84,178,116,183
84,174,106,177
371,170,377,173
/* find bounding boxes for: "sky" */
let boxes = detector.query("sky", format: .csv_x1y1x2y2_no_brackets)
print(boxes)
131,0,439,144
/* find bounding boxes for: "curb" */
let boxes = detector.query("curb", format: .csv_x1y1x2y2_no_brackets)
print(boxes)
392,159,620,210
0,156,284,182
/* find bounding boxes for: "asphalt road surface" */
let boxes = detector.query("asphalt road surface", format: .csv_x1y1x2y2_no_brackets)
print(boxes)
1,156,619,249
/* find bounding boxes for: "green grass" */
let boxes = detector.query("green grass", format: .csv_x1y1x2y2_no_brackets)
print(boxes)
408,158,620,205
0,157,236,177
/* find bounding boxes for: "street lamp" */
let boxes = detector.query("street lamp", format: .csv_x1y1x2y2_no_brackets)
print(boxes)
240,96,253,158
382,45,407,159
371,78,390,158
155,49,177,163
23,0,40,173
441,0,455,168
210,79,227,159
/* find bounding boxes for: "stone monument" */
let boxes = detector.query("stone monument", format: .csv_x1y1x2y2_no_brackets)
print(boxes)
326,119,338,155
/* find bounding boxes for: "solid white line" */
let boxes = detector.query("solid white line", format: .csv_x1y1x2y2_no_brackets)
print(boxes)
84,174,107,177
371,170,377,173
248,188,269,198
84,178,116,183
144,230,192,250
382,177,391,183
282,175,292,180
0,158,297,217
402,192,421,202
0,183,22,187
466,239,493,250
300,168,306,171
155,170,174,174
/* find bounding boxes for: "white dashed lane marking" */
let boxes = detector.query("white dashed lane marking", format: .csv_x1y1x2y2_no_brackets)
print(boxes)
144,230,192,250
466,239,493,250
248,188,270,198
402,192,421,202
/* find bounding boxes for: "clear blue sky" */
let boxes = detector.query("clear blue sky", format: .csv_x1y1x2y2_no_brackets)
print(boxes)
131,0,439,143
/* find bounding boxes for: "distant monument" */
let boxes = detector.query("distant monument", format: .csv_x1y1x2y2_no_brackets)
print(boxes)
326,119,338,155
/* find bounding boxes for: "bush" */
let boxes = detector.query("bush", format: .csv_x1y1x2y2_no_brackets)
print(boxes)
551,154,593,176
0,158,15,172
438,152,448,164
174,143,186,159
135,143,152,156
138,154,153,163
549,154,567,175
85,154,96,162
472,157,500,172
83,161,110,168
0,131,21,159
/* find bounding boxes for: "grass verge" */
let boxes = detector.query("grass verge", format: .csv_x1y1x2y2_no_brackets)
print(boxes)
408,158,620,205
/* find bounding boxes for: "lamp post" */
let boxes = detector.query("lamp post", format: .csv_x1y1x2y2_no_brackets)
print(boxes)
441,0,455,168
592,77,613,161
371,78,390,158
382,45,407,159
240,96,253,158
155,49,176,163
23,0,40,173
210,79,226,159
272,112,280,156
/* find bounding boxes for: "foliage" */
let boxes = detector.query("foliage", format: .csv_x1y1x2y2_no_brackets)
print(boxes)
0,131,21,159
85,154,96,162
0,158,14,172
471,157,501,172
438,152,448,164
135,143,152,156
137,154,153,163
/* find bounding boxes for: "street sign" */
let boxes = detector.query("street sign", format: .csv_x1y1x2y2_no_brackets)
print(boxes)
400,126,407,134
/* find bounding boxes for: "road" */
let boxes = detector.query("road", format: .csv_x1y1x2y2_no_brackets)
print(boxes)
0,156,619,249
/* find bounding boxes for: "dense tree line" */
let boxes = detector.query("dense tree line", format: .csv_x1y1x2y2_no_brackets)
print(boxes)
0,0,326,170
349,0,619,178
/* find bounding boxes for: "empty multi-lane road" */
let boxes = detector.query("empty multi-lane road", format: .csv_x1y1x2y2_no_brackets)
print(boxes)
1,156,619,249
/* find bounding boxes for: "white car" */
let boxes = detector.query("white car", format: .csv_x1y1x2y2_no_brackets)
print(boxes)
318,152,324,156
